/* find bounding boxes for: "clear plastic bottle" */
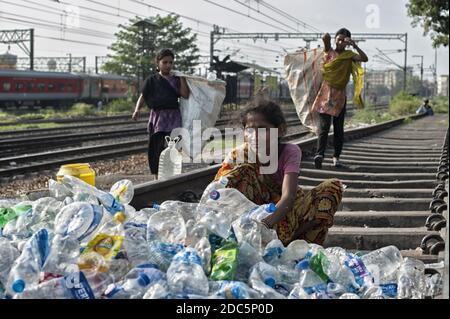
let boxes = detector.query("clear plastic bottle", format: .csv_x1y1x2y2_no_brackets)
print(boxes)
397,258,426,299
296,259,327,296
243,203,277,222
147,241,185,272
109,179,134,205
199,177,229,206
166,248,209,296
7,229,50,295
361,246,403,285
0,238,19,285
207,188,257,217
248,262,284,299
54,202,105,242
105,266,166,299
61,175,125,216
123,222,150,268
279,240,309,268
209,281,260,299
157,137,183,180
147,210,186,244
263,239,285,266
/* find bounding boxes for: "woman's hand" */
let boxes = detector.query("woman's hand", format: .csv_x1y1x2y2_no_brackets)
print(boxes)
345,37,357,48
261,216,275,229
132,110,140,121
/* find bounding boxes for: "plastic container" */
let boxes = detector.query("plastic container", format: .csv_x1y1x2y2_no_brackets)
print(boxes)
57,164,96,186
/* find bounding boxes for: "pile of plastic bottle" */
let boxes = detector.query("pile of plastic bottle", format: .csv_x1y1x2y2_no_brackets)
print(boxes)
0,176,444,299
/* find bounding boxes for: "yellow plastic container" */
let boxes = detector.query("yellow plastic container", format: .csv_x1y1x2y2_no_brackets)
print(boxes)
57,163,96,186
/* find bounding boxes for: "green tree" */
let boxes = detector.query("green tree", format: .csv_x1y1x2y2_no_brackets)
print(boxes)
103,14,200,81
406,0,449,47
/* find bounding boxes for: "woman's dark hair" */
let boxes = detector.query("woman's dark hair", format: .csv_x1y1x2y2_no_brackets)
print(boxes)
155,48,175,67
240,98,287,136
335,28,351,38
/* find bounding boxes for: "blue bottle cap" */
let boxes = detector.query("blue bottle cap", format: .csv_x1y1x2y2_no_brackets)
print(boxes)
137,274,151,287
12,279,25,293
266,203,277,213
264,277,276,288
209,190,220,200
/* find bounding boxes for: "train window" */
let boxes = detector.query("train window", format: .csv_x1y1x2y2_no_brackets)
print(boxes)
15,83,24,91
48,83,55,91
27,83,33,91
3,82,11,91
67,84,73,91
38,83,45,91
59,83,65,91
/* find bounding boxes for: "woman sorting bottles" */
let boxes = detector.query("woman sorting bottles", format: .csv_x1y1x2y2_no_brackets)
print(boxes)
133,48,190,178
212,98,343,246
312,28,368,169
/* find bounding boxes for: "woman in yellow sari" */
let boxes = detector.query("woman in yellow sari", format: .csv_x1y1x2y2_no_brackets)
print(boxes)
213,99,343,246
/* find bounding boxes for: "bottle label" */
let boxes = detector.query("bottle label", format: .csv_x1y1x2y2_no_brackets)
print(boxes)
345,254,372,287
82,234,124,260
380,283,398,298
78,205,103,241
66,272,95,300
303,283,328,295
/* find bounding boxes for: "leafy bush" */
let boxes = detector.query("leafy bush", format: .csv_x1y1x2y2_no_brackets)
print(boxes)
104,99,134,114
388,91,422,116
431,96,449,114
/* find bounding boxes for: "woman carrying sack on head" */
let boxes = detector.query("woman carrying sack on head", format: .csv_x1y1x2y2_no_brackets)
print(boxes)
132,49,190,178
312,28,368,170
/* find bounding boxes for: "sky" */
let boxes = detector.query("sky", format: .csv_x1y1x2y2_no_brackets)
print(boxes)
0,0,448,79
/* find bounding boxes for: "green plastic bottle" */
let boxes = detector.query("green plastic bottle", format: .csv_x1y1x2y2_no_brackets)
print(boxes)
0,204,32,228
309,250,331,283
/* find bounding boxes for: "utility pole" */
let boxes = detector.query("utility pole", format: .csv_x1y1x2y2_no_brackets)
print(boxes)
403,33,408,92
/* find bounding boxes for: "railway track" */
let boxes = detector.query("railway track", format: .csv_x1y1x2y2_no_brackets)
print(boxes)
0,104,388,177
128,114,448,266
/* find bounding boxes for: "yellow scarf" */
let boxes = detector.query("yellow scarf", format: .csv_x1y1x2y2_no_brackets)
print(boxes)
323,50,365,108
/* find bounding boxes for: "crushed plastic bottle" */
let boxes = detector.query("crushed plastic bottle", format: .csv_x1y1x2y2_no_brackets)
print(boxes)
199,177,229,206
397,258,426,299
7,229,51,295
166,248,209,296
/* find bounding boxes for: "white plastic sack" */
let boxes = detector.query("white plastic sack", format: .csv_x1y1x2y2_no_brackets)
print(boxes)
284,48,325,134
172,72,226,159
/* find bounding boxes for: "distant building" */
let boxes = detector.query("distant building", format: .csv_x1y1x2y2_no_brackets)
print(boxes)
365,69,404,91
438,75,449,97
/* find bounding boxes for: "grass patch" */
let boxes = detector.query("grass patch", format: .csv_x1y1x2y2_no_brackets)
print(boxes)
104,99,134,114
347,103,396,126
0,122,62,131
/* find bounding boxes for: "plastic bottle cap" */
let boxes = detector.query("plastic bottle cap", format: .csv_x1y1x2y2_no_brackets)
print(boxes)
114,212,126,223
137,274,151,287
209,190,220,200
264,277,276,288
12,279,25,293
266,203,277,213
219,177,229,186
